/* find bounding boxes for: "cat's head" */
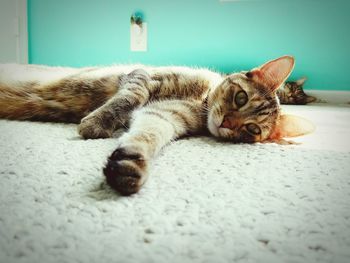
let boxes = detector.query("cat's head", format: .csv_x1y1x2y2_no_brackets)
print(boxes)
283,77,316,105
207,56,314,143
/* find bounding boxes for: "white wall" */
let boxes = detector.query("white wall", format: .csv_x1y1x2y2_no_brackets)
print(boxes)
0,0,28,63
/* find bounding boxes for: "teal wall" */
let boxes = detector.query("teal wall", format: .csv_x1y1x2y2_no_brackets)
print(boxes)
28,0,350,90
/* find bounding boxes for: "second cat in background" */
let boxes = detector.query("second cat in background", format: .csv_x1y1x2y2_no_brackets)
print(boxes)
277,77,316,105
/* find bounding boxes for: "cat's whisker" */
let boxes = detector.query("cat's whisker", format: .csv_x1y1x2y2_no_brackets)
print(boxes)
116,118,128,129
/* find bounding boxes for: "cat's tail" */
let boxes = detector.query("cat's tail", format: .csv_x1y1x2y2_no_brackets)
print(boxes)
0,83,84,123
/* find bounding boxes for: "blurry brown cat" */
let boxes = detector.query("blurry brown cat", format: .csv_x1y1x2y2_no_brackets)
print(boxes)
278,77,316,105
0,56,314,195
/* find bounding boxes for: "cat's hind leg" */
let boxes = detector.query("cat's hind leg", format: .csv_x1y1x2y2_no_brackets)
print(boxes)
78,69,151,139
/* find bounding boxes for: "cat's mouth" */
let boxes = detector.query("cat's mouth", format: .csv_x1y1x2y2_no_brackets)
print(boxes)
207,113,232,138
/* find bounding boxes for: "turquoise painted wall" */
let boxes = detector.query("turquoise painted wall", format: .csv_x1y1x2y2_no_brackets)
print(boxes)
28,0,350,90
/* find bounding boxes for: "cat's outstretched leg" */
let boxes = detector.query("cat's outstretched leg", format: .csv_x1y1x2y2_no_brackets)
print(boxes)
78,69,151,139
103,99,206,195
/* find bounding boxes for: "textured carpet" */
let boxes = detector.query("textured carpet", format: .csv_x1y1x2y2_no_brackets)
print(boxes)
0,104,349,263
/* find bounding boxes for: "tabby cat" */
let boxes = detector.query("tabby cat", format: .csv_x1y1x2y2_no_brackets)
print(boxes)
0,56,314,195
277,77,316,105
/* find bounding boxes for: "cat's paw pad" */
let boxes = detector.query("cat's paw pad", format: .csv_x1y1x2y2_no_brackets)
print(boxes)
78,114,113,139
103,147,148,195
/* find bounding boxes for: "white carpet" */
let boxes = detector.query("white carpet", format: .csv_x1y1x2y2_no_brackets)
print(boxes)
0,104,349,263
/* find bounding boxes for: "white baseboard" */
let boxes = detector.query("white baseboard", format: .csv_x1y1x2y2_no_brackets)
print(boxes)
306,90,350,105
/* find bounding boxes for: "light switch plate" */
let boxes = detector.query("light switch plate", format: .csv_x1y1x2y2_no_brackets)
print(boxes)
130,23,147,52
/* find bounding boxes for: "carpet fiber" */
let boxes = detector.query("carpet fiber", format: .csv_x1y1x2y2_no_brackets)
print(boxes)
0,104,349,263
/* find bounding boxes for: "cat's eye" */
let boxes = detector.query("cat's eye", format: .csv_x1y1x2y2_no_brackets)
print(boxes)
235,91,248,107
246,123,261,135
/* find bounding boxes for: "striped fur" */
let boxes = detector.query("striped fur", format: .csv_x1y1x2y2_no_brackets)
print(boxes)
277,77,316,105
0,58,294,195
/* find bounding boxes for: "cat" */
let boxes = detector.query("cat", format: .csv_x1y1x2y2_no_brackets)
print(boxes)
277,77,316,105
0,56,314,195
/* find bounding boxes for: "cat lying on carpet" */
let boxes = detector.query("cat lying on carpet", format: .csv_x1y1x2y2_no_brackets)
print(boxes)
277,77,316,105
0,56,314,195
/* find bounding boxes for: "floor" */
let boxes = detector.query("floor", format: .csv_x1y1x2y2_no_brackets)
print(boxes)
282,104,350,152
0,103,349,263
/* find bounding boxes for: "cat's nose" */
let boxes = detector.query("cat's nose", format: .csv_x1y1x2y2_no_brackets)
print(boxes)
221,116,232,129
220,115,241,129
220,115,238,129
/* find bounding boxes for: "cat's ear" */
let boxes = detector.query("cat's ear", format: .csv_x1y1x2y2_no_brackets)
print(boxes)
295,77,307,86
246,56,295,92
269,114,315,140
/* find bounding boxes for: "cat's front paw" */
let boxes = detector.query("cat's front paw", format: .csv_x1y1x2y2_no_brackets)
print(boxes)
103,147,148,195
78,113,113,139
